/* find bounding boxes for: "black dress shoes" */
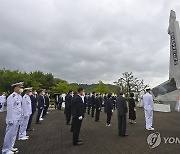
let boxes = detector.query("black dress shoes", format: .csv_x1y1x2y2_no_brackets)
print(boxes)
121,134,129,137
73,141,83,146
78,139,83,142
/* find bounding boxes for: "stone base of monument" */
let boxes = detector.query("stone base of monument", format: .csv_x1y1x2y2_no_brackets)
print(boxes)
154,104,171,112
155,89,180,110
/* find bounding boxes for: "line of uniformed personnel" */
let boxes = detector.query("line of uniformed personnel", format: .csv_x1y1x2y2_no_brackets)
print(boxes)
1,82,50,154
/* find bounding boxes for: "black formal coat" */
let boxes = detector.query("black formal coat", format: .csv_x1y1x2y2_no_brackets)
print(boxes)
106,98,113,113
30,95,37,114
45,95,50,107
37,95,45,109
66,94,72,109
91,95,96,107
128,97,136,120
95,97,101,110
72,95,85,119
116,96,128,115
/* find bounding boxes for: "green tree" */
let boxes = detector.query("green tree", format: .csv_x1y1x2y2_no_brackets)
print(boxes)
93,81,110,94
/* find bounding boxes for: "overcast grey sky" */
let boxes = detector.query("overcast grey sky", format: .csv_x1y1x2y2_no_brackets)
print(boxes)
0,0,180,87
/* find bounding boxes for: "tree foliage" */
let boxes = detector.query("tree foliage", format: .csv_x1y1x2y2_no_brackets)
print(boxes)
93,81,110,94
114,72,148,96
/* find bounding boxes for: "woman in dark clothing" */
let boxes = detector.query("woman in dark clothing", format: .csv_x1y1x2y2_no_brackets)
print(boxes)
128,93,136,124
106,93,113,126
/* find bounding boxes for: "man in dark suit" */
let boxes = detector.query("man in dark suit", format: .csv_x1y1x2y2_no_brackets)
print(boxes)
99,94,103,111
104,93,108,113
43,92,50,117
70,92,77,132
72,88,85,146
116,91,128,137
27,89,37,131
87,94,92,115
95,94,101,122
36,89,45,124
91,92,96,117
65,90,73,125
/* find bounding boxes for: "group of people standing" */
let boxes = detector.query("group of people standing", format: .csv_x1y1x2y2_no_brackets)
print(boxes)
63,86,154,144
1,83,155,152
1,82,50,154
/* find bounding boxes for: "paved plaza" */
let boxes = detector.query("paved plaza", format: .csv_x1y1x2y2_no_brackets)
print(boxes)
0,107,180,154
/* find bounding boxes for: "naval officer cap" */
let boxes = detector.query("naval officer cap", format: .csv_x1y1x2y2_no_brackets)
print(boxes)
11,82,24,88
145,87,151,91
24,87,33,91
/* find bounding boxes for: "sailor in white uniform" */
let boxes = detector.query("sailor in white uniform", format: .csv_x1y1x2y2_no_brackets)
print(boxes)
18,88,32,140
143,87,155,131
2,82,24,154
0,92,6,112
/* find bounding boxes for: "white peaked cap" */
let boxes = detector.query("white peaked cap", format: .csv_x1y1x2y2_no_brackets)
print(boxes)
11,82,24,87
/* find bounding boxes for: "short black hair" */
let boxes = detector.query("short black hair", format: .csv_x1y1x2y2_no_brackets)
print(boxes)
130,93,134,97
146,89,150,92
73,91,77,95
77,87,84,93
68,90,73,94
119,91,123,96
107,93,112,99
92,92,95,94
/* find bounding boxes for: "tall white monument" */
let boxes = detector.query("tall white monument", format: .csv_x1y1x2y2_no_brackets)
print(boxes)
168,10,180,87
152,10,180,109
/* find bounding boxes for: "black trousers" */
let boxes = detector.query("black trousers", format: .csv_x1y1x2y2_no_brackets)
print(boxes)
27,112,35,129
91,106,95,117
66,109,71,124
107,112,112,125
70,118,74,132
95,109,100,121
73,118,82,144
87,105,91,115
118,114,127,136
36,108,43,123
58,103,62,110
43,106,48,117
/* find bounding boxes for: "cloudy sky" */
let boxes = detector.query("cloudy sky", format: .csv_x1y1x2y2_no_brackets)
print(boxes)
0,0,180,86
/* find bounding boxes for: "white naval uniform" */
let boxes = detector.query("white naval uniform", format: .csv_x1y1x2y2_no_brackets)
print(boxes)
143,93,154,129
0,94,6,112
19,94,32,139
2,92,22,154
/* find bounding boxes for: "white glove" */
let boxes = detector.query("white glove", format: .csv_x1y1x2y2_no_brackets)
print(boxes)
79,116,83,120
134,108,136,111
99,108,101,110
112,110,114,113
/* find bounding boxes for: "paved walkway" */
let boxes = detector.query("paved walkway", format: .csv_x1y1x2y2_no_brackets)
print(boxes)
0,108,180,154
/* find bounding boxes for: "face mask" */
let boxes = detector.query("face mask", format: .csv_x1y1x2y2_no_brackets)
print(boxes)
35,92,37,95
42,92,45,95
19,88,24,94
29,92,32,95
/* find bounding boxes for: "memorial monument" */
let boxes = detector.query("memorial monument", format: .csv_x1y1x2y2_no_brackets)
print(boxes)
152,10,180,109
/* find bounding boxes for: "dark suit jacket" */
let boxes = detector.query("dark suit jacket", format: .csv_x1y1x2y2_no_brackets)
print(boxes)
45,95,50,106
87,96,92,106
66,94,72,109
106,98,113,113
30,95,37,113
37,94,45,109
91,95,96,107
72,95,84,119
116,95,127,115
95,97,101,110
